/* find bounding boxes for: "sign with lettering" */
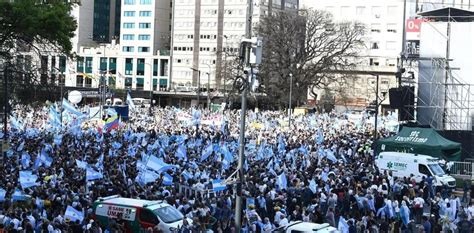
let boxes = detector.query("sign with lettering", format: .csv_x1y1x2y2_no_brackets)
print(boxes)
387,161,408,170
394,131,428,143
95,204,137,221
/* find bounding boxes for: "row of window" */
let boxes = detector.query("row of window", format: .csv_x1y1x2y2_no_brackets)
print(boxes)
124,0,152,5
123,46,150,52
175,59,216,65
123,22,152,29
370,23,398,33
123,11,152,17
122,34,151,40
326,5,399,19
370,41,397,50
200,34,218,40
173,46,240,53
174,21,244,28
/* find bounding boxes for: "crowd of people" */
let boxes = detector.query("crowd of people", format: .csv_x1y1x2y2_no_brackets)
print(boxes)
0,102,472,233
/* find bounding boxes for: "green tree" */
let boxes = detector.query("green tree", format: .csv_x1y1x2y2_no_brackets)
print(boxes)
255,9,365,108
0,0,77,101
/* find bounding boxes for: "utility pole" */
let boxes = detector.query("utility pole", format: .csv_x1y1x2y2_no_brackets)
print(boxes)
235,0,253,231
374,74,379,156
3,64,8,142
288,73,293,129
191,68,201,107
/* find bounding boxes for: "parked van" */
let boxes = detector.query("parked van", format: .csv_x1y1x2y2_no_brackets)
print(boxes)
132,98,151,108
105,98,123,106
93,195,191,233
273,221,340,233
375,152,456,188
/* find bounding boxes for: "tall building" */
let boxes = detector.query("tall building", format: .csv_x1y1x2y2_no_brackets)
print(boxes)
64,0,172,92
300,0,415,111
171,0,298,90
93,0,122,43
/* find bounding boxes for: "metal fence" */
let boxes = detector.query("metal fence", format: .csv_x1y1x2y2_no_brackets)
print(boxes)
450,161,474,180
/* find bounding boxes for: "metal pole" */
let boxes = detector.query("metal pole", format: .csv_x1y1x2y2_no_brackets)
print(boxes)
374,75,379,156
399,0,407,88
207,71,210,111
3,65,8,140
147,63,153,115
197,70,201,107
235,0,252,230
289,73,293,129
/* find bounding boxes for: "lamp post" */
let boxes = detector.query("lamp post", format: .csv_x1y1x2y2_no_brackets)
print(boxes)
373,74,387,156
190,68,201,107
202,63,211,111
1,61,8,143
223,35,228,99
289,73,293,129
145,62,153,115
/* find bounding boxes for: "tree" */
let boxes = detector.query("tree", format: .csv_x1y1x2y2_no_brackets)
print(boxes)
0,0,77,97
255,9,365,108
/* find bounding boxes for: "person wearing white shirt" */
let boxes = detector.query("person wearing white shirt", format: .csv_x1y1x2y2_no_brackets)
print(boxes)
262,217,273,232
278,214,289,227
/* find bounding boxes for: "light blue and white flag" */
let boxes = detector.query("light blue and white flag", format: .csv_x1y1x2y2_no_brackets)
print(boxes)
277,173,288,190
135,170,160,185
338,216,349,233
126,92,135,110
65,205,84,223
86,167,103,181
21,152,31,169
200,143,213,162
309,179,317,194
176,144,187,160
146,156,178,173
40,150,53,167
212,179,227,192
0,188,6,202
75,159,88,169
162,172,173,186
19,170,38,189
62,98,83,116
12,189,29,201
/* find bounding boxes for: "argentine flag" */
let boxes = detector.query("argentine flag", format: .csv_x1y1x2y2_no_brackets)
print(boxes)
212,179,227,192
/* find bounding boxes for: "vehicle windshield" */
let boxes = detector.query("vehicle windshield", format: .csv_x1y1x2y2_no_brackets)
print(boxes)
143,99,151,104
153,206,183,224
132,100,141,105
428,164,445,176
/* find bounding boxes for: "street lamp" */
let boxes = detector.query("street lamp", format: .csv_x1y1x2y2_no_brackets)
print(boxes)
202,63,211,111
373,74,387,156
190,68,201,107
288,73,293,129
145,62,154,115
223,35,228,98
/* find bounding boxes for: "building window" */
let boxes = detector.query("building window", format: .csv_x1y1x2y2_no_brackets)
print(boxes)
386,41,397,50
371,24,381,33
124,0,135,5
371,42,379,50
123,46,134,52
137,58,145,75
85,57,93,73
356,6,365,16
138,47,150,52
124,11,135,17
139,23,151,29
140,0,151,5
139,11,152,17
125,77,132,89
372,6,381,18
125,58,133,75
136,78,144,90
387,23,397,33
138,34,151,40
122,34,135,40
109,58,117,74
123,23,135,28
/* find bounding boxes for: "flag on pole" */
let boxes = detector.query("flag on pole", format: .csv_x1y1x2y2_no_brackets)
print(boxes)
338,216,350,233
126,91,135,110
277,173,288,190
64,206,84,223
12,189,29,201
19,171,38,189
0,188,6,201
175,144,187,160
86,167,103,181
146,156,178,173
309,179,317,194
200,143,214,162
162,172,173,186
62,98,83,116
212,179,227,192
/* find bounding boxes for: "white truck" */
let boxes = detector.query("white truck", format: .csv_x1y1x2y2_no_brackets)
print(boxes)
273,221,340,233
375,152,456,188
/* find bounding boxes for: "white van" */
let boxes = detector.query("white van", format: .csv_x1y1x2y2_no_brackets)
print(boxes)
273,221,340,233
375,152,456,188
132,98,151,108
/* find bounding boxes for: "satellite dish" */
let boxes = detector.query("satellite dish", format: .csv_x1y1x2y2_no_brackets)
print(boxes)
68,90,82,104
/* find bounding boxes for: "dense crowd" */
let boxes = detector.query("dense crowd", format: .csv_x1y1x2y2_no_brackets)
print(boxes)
0,102,473,233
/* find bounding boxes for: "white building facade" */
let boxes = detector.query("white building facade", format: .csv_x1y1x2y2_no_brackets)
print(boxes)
171,0,298,90
62,0,172,91
300,0,416,111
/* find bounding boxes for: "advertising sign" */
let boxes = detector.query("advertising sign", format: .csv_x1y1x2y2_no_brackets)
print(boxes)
95,204,137,221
